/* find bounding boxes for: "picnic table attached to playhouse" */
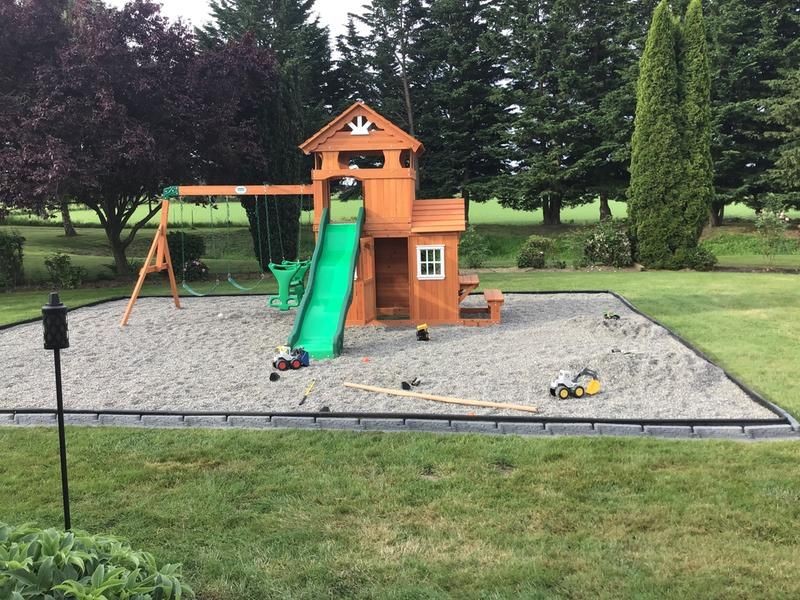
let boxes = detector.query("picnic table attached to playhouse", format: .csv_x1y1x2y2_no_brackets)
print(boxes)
120,101,504,357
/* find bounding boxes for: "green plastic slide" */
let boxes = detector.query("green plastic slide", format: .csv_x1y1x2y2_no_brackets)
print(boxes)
288,207,364,359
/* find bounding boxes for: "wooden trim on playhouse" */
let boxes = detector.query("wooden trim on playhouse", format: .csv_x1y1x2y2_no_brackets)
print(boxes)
299,101,424,155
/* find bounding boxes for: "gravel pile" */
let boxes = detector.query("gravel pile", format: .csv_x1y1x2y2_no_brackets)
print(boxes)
0,294,775,419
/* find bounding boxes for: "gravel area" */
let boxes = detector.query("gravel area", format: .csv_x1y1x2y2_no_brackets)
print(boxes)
0,294,775,419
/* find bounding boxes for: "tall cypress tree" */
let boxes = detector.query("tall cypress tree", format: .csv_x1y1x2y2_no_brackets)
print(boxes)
678,0,713,247
627,0,685,267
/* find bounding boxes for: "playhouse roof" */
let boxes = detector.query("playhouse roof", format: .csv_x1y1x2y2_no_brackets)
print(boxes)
411,198,466,233
299,101,425,155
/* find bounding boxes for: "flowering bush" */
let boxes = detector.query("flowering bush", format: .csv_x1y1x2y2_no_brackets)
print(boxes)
517,235,554,269
181,259,209,282
582,221,633,267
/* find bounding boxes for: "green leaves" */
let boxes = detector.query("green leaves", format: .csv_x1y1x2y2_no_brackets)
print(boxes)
0,522,193,600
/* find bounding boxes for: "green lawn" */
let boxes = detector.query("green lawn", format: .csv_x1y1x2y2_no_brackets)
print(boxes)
8,198,800,227
0,428,798,598
5,216,798,285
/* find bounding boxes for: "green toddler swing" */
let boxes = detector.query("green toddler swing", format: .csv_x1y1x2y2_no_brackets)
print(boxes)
262,195,312,311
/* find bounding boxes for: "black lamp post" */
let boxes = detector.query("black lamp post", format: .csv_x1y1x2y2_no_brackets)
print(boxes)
42,292,71,531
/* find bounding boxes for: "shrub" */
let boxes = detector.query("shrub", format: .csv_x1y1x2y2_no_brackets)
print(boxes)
583,221,633,267
684,246,717,271
167,231,205,264
0,230,25,291
459,226,490,268
44,252,87,289
180,258,210,282
517,235,554,269
0,522,193,599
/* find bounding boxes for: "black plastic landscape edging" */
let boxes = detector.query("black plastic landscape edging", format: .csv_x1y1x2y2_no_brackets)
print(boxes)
1,290,797,431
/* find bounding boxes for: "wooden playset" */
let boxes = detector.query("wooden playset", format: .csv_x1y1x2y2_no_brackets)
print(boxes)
121,102,503,355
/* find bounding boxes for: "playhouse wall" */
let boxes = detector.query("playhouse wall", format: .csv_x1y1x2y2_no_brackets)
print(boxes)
362,177,415,235
408,233,460,323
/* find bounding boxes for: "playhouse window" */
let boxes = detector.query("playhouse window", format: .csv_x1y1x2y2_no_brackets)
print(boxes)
417,245,445,280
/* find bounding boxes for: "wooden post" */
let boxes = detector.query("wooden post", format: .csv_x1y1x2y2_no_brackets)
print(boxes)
120,200,180,327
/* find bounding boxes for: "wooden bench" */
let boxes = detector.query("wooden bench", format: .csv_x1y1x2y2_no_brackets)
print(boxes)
458,273,480,304
483,289,504,323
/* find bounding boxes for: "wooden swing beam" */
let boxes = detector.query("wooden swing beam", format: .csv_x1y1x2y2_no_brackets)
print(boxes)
170,184,312,197
120,184,312,327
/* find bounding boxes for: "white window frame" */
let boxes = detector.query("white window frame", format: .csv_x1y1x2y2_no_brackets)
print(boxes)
416,245,445,280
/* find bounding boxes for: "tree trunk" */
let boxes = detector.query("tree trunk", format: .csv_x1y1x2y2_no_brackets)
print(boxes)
709,200,725,227
60,199,78,237
542,195,562,226
107,227,130,276
463,187,470,226
599,192,613,221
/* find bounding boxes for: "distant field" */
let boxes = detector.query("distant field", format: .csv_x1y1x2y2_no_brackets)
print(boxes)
7,198,800,228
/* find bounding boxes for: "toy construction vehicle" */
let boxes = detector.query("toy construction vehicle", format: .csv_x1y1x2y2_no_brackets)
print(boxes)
272,346,310,371
549,368,602,399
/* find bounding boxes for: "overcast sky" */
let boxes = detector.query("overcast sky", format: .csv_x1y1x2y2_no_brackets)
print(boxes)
104,0,365,41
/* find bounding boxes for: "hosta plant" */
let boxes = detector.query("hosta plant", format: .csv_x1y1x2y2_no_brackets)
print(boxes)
0,522,193,599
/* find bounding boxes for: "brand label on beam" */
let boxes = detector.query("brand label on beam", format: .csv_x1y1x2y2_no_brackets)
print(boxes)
235,186,248,194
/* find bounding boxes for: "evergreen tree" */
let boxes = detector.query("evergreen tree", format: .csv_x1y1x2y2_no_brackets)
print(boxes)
352,0,425,134
412,0,507,219
330,16,374,113
200,0,330,262
627,0,685,267
767,67,800,204
499,0,646,225
678,0,713,246
706,0,800,222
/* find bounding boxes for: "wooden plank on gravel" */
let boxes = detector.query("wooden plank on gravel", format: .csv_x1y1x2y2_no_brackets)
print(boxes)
343,383,538,414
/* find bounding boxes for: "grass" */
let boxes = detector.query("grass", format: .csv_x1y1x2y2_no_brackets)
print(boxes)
1,427,799,598
8,198,800,228
7,218,798,286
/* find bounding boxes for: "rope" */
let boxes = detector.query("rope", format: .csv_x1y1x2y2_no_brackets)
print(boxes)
255,196,264,270
264,195,274,263
297,195,303,260
226,195,268,292
177,198,221,297
272,197,285,260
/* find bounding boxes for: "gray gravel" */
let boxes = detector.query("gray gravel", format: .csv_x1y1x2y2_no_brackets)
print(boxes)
0,294,775,419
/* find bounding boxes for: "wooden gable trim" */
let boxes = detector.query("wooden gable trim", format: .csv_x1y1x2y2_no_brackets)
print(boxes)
299,101,424,155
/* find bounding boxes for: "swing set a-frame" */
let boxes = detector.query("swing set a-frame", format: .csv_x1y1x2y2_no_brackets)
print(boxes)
119,184,311,327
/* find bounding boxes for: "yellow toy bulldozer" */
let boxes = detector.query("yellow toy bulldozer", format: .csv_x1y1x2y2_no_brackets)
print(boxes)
549,368,602,399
